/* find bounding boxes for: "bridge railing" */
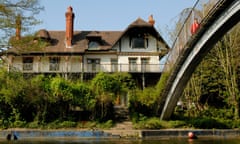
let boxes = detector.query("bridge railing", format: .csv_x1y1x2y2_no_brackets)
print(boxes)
162,0,220,73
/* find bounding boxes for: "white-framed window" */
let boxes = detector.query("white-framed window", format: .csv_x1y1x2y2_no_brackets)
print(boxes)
129,58,137,72
87,59,100,72
141,58,150,72
111,59,118,72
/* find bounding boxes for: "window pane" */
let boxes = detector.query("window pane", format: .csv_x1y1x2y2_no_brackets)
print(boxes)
88,41,100,50
129,58,137,72
132,37,145,48
141,58,149,72
23,57,33,71
49,57,60,71
87,59,100,72
111,59,118,72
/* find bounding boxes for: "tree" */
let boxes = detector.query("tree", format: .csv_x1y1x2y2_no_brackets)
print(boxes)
214,24,240,119
49,76,73,120
181,24,240,120
0,0,43,46
0,68,29,126
71,81,94,111
90,72,119,121
174,1,240,119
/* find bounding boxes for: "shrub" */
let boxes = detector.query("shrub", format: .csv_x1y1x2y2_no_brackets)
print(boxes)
189,117,228,129
134,117,163,129
45,120,61,129
27,121,40,129
96,120,114,129
0,119,9,129
59,121,77,128
168,120,187,128
12,120,26,128
231,119,240,128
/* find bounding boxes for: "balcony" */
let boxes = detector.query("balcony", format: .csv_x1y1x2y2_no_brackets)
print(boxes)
84,64,164,73
19,63,164,73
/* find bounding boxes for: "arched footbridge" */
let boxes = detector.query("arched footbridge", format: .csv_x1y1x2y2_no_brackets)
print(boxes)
159,0,240,120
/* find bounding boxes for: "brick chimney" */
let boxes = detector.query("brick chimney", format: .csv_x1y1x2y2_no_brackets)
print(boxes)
15,14,21,40
148,14,155,26
65,6,75,48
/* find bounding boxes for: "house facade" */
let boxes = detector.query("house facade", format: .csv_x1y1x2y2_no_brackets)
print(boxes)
1,6,169,88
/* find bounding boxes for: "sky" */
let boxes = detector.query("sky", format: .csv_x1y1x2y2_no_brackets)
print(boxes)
33,0,196,45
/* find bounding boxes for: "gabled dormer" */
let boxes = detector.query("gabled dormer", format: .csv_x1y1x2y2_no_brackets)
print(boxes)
86,31,103,50
112,16,169,53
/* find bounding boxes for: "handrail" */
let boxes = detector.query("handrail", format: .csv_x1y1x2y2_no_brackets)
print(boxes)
10,63,165,73
162,0,222,73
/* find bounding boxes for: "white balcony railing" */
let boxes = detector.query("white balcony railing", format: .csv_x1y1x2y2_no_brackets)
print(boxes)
49,63,60,71
18,63,164,73
23,63,33,71
84,64,163,73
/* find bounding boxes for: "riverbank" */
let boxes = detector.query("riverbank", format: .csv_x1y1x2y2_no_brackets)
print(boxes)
1,129,240,140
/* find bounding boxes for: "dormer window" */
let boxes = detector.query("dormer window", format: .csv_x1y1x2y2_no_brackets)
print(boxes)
132,37,145,48
88,41,100,50
86,33,102,50
130,33,148,48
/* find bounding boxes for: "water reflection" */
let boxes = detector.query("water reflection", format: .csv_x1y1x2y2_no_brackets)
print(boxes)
1,138,240,144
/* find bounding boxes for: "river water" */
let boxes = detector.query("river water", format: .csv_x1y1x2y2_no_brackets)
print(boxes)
0,138,240,144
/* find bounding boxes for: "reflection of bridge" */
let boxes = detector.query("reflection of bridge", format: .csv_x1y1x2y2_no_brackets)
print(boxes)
159,0,240,120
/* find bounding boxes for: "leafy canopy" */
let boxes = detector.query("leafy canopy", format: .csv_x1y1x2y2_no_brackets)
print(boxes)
0,0,43,45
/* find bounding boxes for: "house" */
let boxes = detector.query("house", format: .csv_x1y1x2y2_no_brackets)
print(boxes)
1,6,169,89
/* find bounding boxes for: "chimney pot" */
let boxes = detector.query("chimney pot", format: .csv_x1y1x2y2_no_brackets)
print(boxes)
148,14,155,26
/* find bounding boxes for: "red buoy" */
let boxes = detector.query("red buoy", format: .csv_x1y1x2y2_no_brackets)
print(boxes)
188,132,197,139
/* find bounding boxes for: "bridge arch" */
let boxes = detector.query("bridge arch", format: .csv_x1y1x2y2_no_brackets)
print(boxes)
160,0,240,120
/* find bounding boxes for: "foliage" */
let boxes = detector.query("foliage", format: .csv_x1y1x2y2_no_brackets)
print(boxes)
129,87,159,119
111,72,136,90
9,35,49,53
27,121,41,129
137,87,159,107
129,72,170,118
156,72,170,96
90,72,116,121
180,23,240,120
0,0,43,42
71,82,95,111
96,120,114,129
59,121,77,128
90,72,136,122
49,76,73,102
0,70,140,127
134,117,187,129
134,117,163,129
133,116,231,129
0,68,30,124
188,117,228,129
11,120,27,128
91,72,120,96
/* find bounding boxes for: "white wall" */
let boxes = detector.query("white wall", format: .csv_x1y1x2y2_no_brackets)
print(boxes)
83,54,117,72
